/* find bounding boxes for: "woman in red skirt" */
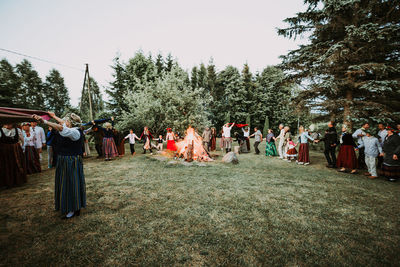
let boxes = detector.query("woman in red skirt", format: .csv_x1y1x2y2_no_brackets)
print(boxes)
337,125,358,174
166,128,177,151
297,126,317,165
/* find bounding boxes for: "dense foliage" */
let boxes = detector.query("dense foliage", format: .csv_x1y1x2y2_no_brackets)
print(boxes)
278,0,400,128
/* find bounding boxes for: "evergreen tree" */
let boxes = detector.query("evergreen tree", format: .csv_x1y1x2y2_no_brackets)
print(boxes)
79,77,104,122
0,59,19,107
15,59,44,109
44,69,70,115
263,116,269,137
197,63,208,89
207,58,217,94
278,0,400,127
190,66,198,89
106,56,128,115
165,53,174,72
155,53,164,75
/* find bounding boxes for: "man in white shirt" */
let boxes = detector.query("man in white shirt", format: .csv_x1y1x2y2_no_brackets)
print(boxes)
124,129,140,155
377,123,387,168
222,122,235,153
276,124,285,159
30,121,46,160
242,127,250,151
352,122,370,169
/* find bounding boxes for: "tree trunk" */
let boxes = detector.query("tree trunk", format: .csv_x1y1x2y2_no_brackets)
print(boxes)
343,90,353,129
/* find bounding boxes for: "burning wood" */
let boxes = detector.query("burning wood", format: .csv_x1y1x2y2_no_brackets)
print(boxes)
175,127,213,162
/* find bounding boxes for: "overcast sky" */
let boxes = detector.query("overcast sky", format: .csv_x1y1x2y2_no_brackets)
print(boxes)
0,0,308,106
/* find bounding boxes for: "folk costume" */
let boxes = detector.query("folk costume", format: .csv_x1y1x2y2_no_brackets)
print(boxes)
286,141,297,160
277,128,286,159
265,132,278,156
54,122,86,217
140,128,153,154
87,126,104,158
358,134,382,178
242,128,251,152
98,121,118,160
297,131,314,164
31,124,46,161
222,123,234,153
0,127,27,187
156,137,165,151
353,127,367,169
166,129,177,151
382,128,400,182
23,130,41,174
337,132,358,170
210,128,217,151
202,128,212,152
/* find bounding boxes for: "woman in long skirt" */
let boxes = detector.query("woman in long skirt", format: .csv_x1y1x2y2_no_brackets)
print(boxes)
0,124,27,187
22,123,41,174
166,128,177,151
140,126,153,154
95,118,118,160
265,129,278,156
33,112,86,219
381,126,400,182
297,126,316,165
337,125,358,174
210,127,217,151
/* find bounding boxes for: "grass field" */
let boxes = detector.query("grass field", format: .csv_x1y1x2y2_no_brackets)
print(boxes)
1,140,400,266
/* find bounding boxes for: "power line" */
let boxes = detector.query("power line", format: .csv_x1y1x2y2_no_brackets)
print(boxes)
0,47,84,72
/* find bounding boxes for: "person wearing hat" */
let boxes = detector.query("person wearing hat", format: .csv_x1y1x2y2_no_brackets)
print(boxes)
166,127,177,151
33,112,86,219
358,130,382,179
381,126,400,182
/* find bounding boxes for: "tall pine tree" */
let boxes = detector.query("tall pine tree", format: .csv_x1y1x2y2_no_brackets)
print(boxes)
0,59,19,107
278,0,400,127
44,69,70,115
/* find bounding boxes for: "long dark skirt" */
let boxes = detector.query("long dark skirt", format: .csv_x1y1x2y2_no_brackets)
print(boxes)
55,155,86,214
103,137,119,159
382,164,400,179
298,143,310,163
25,145,41,174
210,136,216,151
0,143,27,187
337,145,358,169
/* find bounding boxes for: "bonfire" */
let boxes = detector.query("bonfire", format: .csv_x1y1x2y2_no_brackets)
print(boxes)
175,126,213,162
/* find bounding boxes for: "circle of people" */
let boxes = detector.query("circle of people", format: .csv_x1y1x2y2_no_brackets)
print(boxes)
1,112,399,219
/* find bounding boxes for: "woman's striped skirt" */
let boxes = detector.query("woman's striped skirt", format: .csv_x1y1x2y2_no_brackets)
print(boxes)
103,137,119,159
55,155,86,214
24,145,41,174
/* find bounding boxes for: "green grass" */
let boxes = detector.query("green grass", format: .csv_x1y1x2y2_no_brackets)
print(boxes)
1,140,400,266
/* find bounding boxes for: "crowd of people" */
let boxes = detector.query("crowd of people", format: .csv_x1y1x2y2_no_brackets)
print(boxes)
1,112,400,219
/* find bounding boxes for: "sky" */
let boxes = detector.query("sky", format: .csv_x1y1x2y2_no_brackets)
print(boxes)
0,0,308,106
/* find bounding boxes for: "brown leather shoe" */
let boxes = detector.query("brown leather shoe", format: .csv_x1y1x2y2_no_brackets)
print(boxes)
368,176,378,179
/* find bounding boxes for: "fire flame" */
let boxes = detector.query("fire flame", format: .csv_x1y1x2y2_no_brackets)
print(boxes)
175,127,213,162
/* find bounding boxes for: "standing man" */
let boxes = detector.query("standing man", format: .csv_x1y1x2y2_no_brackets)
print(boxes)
87,125,104,158
320,121,338,168
30,121,46,161
222,123,235,153
250,127,263,155
377,123,387,168
353,122,370,169
277,124,285,159
202,127,212,152
358,130,383,179
242,127,250,152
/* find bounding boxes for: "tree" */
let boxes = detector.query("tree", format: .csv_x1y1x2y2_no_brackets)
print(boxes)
106,56,127,115
79,77,104,122
165,53,174,72
197,63,208,89
44,69,70,115
155,53,164,75
263,116,269,137
0,59,19,107
118,66,210,135
15,59,44,109
278,0,400,127
190,66,198,89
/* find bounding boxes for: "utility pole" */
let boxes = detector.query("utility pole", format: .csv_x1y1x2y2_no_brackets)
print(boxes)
80,64,94,121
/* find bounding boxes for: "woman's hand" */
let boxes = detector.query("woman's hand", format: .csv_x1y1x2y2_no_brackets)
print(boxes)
47,111,55,118
32,114,44,123
394,154,398,160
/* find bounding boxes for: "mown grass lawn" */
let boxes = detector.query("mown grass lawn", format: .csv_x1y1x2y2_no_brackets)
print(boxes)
1,140,399,266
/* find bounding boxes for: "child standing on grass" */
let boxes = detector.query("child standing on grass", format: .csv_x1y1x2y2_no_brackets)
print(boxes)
155,135,165,151
124,129,140,155
285,138,298,162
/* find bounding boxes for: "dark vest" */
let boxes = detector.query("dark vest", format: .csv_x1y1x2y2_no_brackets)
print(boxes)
56,129,84,156
0,128,19,144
